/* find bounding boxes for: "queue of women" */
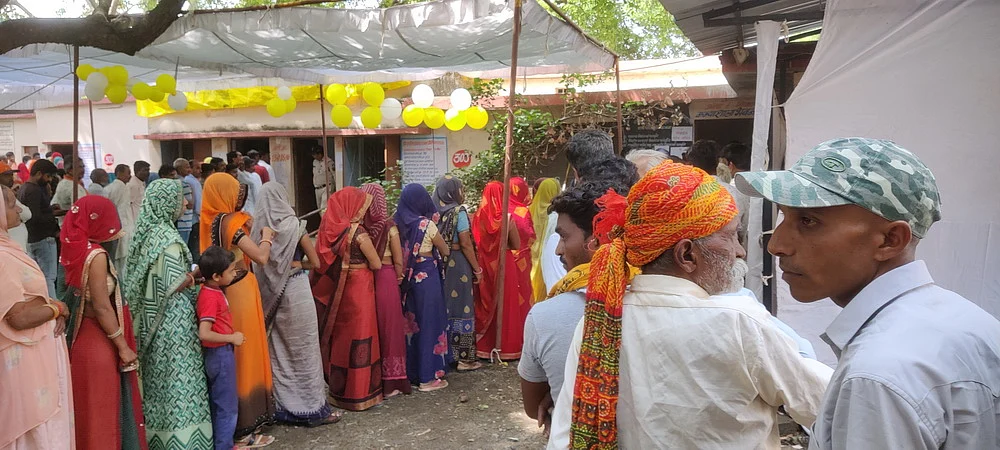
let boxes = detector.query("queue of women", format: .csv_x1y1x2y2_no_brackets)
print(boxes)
2,169,562,449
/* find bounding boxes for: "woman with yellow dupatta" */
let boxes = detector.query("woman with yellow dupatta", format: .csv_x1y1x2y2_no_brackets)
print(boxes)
528,178,560,303
311,187,384,411
200,173,275,444
473,180,534,360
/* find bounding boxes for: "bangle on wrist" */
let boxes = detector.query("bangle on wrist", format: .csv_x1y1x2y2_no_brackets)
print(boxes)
106,327,124,339
473,268,483,275
260,239,273,246
44,303,60,321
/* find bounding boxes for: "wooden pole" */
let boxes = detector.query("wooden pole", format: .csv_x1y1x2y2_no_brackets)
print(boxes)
492,0,522,362
319,84,331,210
72,45,80,202
615,55,624,154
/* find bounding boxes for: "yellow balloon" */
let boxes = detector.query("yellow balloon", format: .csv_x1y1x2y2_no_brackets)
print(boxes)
148,87,165,102
284,97,297,113
103,66,129,85
75,64,96,81
401,105,424,127
445,109,466,131
325,84,348,105
106,85,128,104
361,106,382,129
156,73,177,95
331,104,353,128
266,98,286,117
467,106,489,129
130,82,152,101
424,107,445,129
362,83,385,107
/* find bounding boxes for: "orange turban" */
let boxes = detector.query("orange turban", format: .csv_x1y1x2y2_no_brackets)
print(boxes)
570,161,738,448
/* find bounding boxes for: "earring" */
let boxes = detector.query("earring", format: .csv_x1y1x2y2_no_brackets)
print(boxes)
586,239,599,251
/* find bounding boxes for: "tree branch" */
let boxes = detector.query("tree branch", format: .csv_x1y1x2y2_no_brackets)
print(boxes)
0,0,12,11
0,0,184,56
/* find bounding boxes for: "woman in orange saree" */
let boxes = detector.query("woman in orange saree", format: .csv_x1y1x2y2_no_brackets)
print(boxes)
473,180,534,360
200,173,275,442
311,187,384,411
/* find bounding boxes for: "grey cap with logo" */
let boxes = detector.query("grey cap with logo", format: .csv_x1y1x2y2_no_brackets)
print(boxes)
734,137,942,238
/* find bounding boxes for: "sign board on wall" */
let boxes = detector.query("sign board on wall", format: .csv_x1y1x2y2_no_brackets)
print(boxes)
451,149,472,168
0,122,14,155
689,100,755,120
401,136,448,186
671,126,693,142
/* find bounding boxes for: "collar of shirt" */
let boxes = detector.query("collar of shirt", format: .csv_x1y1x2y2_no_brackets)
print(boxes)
821,260,934,357
627,274,710,305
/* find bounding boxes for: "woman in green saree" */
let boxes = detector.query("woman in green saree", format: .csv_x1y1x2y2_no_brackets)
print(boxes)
124,179,213,449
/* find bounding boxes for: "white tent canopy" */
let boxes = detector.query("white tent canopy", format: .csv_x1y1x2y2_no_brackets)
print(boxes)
778,0,1000,365
0,0,615,110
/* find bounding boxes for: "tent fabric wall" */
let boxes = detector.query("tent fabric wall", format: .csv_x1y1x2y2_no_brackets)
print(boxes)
780,0,1000,366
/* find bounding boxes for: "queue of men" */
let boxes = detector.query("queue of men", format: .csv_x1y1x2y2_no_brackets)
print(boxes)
521,132,1000,449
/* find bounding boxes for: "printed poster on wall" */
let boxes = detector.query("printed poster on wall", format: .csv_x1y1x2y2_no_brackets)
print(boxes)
0,122,14,155
78,143,101,188
401,135,448,186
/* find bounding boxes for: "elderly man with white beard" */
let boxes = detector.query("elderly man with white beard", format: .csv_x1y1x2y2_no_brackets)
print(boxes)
547,161,831,450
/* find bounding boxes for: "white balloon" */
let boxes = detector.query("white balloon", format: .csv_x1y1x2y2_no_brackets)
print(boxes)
411,84,435,108
87,72,109,91
277,86,292,101
450,88,472,111
167,91,188,111
84,81,105,101
379,98,403,120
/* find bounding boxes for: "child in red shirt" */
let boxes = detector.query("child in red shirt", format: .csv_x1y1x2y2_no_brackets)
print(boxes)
196,246,252,450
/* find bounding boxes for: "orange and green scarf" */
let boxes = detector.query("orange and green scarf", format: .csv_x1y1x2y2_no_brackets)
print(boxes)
570,162,738,448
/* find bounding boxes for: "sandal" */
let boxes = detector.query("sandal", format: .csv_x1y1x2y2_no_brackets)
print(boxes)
418,379,449,392
385,389,403,399
457,361,483,372
306,410,343,428
236,433,275,449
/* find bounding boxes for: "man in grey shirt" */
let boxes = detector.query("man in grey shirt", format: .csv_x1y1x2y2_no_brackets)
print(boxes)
519,181,628,431
737,137,1000,449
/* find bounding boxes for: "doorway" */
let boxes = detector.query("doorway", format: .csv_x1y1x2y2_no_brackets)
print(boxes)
232,138,269,157
343,136,386,188
293,137,334,231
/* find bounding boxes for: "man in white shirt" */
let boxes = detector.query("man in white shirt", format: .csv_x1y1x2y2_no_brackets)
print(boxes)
105,164,134,276
128,160,150,221
50,159,86,217
258,151,277,184
311,146,334,211
737,137,1000,449
548,162,830,449
87,168,109,197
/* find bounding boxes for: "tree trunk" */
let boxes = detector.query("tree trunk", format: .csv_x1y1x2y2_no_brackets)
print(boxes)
0,0,184,56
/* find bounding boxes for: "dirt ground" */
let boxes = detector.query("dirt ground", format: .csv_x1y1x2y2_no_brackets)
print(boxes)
265,361,810,449
268,362,546,450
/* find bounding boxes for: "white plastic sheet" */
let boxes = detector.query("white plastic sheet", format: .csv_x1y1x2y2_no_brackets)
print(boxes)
746,21,781,302
0,0,614,111
780,0,1000,366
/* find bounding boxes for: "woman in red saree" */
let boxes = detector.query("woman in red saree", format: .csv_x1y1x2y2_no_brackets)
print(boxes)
473,180,535,360
60,196,146,450
311,187,384,411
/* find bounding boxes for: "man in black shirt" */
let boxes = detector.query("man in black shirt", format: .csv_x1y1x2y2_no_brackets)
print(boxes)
17,159,59,297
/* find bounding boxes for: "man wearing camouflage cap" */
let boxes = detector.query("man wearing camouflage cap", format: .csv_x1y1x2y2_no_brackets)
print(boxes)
737,137,1000,449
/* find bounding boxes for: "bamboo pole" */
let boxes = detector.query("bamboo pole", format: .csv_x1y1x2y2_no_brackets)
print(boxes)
491,0,523,363
615,55,624,154
89,100,97,187
72,46,80,202
319,84,331,209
